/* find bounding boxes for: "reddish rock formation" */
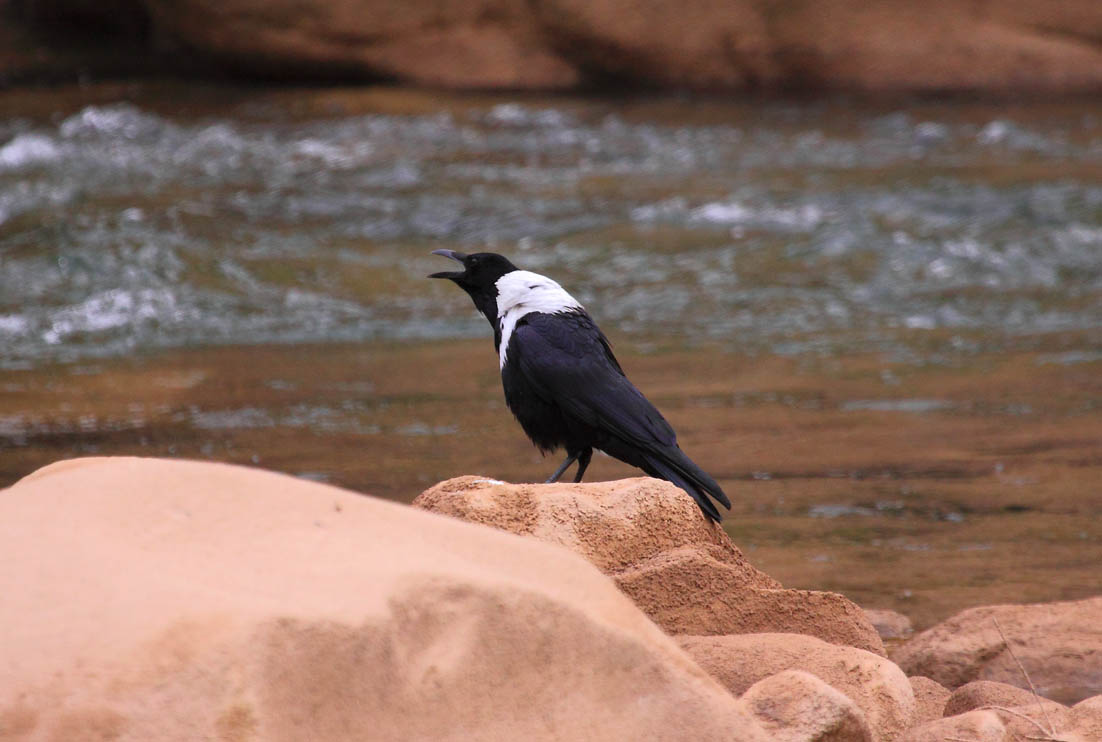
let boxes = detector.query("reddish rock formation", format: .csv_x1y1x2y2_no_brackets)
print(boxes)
677,632,915,740
4,0,1101,92
0,457,769,741
416,476,884,653
892,597,1102,703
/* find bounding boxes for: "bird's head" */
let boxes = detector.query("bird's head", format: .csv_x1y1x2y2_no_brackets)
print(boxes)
429,249,518,321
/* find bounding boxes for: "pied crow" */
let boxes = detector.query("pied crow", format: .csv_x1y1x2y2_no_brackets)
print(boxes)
429,249,731,522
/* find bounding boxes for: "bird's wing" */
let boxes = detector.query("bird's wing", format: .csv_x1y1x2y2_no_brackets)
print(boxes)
510,312,677,448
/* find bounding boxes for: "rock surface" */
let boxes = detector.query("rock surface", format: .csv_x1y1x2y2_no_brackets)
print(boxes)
416,476,883,653
678,632,915,741
942,679,1067,718
4,0,1102,92
0,457,768,741
739,669,872,742
892,597,1102,703
907,676,950,725
901,709,1007,742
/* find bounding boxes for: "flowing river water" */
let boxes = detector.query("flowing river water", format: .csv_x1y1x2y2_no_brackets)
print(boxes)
1,84,1100,651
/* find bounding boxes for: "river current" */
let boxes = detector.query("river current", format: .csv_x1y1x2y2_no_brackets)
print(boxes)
1,89,1100,367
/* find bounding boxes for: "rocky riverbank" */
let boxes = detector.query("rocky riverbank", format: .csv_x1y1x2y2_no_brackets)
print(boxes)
3,0,1102,93
2,457,1099,740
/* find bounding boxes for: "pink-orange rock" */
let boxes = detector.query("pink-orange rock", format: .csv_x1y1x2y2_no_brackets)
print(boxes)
416,476,883,653
943,679,1067,718
908,676,950,725
893,598,1102,702
678,633,915,740
0,457,768,741
739,669,873,742
901,710,1007,742
1063,695,1102,740
416,475,757,574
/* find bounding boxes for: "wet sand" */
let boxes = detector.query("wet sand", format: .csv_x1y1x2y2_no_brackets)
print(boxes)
2,339,1098,629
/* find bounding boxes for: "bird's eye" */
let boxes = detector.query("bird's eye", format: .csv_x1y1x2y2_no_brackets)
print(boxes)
468,256,480,266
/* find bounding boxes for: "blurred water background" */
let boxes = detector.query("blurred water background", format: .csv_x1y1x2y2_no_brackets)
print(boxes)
2,88,1099,369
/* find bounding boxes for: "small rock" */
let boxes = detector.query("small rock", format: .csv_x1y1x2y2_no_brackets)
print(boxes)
943,679,1067,718
901,709,1007,742
908,676,950,724
739,669,872,742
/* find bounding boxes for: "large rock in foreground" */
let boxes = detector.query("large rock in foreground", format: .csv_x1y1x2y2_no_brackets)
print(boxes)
416,476,883,653
0,457,765,741
892,597,1102,703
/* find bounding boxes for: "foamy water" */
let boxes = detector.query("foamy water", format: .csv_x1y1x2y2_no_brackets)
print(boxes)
1,95,1100,367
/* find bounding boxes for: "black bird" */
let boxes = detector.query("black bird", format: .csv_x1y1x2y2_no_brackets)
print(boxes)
429,249,731,522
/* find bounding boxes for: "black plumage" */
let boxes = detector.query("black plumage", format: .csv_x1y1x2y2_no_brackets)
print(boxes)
430,249,731,522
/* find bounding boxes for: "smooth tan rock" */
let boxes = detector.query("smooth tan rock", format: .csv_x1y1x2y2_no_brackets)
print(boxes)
893,598,1102,702
739,669,873,742
908,676,950,724
416,476,884,653
901,709,1007,742
678,633,915,741
0,457,769,742
864,608,914,641
943,679,1067,718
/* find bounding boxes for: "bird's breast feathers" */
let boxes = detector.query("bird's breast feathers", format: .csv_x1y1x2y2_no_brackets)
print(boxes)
494,270,583,369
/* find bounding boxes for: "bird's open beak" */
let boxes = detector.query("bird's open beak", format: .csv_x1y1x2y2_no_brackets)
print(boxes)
429,249,467,279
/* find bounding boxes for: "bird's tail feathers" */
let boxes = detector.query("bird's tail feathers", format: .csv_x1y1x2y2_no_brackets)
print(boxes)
643,449,729,523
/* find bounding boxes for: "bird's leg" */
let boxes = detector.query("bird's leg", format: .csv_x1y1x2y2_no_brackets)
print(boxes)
573,448,593,483
545,451,579,483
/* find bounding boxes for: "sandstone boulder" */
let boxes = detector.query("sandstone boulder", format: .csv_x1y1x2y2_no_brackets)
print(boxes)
1064,695,1102,740
893,597,1102,703
908,693,1102,741
901,709,1007,742
416,476,883,653
677,632,915,740
739,669,872,742
943,679,1067,718
907,676,950,725
0,457,768,741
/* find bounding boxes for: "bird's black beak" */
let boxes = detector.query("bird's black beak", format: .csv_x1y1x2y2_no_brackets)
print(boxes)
429,249,468,280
